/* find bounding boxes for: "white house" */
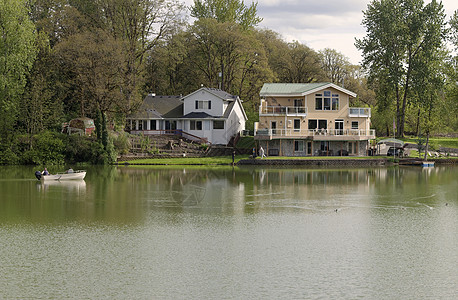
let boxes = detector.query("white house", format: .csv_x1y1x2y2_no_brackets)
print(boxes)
126,88,247,145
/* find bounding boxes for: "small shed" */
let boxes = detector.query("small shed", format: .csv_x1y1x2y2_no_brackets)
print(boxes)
64,117,96,136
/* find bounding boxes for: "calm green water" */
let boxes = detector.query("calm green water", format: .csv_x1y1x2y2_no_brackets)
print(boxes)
0,165,457,299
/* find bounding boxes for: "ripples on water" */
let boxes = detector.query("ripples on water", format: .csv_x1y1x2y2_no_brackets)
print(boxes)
0,166,457,299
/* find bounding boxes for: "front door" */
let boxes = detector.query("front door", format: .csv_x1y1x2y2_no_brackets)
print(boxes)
271,121,277,135
335,119,344,135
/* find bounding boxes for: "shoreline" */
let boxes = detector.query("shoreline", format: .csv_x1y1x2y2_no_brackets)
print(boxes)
113,157,457,166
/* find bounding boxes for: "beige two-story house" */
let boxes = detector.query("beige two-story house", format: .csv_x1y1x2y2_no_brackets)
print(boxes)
254,83,375,156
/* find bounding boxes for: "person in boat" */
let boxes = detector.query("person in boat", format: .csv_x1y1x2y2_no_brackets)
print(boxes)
42,168,49,175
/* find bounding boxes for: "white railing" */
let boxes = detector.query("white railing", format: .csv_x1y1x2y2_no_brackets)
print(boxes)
259,105,307,116
349,107,371,117
255,128,376,137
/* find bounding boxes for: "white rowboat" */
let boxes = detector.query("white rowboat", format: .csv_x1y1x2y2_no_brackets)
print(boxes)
40,170,86,181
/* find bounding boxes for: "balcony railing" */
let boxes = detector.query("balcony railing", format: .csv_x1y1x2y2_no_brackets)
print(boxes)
349,107,371,117
259,105,307,116
255,128,376,138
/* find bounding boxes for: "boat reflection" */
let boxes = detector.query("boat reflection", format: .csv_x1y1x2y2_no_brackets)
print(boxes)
37,179,86,193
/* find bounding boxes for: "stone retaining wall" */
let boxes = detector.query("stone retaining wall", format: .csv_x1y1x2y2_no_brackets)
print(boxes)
237,158,388,166
238,158,457,166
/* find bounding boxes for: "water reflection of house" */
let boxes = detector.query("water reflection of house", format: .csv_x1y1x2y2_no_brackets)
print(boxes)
254,83,375,156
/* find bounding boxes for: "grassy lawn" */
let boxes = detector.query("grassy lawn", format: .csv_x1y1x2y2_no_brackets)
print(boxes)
400,137,458,149
236,136,255,149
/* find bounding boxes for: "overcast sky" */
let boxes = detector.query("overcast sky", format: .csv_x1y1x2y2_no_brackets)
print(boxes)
184,0,456,65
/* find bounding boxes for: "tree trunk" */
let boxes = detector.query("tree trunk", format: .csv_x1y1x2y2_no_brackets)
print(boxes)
423,131,429,161
395,85,400,138
415,108,421,136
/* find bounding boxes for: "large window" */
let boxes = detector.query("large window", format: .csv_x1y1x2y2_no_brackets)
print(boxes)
213,120,224,129
150,120,156,130
294,140,304,152
190,120,202,130
195,100,211,109
318,120,327,129
308,119,327,131
315,91,339,111
323,91,331,110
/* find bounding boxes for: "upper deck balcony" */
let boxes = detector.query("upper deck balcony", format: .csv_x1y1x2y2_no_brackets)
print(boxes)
259,105,307,117
254,128,376,141
349,107,371,117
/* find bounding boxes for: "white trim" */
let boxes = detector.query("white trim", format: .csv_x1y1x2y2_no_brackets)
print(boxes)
181,87,236,102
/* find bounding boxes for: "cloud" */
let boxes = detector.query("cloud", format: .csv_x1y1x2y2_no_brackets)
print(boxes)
182,0,456,64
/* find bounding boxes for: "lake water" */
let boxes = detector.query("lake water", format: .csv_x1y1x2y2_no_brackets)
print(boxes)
0,165,457,299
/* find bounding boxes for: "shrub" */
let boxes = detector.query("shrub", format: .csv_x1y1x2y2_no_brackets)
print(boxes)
20,131,65,165
0,144,19,165
113,132,130,155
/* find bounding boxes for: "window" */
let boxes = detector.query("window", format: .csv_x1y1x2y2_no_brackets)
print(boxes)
138,120,143,130
195,100,211,109
323,91,331,110
213,120,224,129
294,119,301,132
294,140,304,152
294,99,303,107
190,120,202,130
307,141,312,155
348,142,355,154
321,141,330,151
351,121,358,129
150,120,156,130
332,94,339,110
315,91,339,111
309,119,327,130
308,119,318,130
315,94,323,110
318,120,327,129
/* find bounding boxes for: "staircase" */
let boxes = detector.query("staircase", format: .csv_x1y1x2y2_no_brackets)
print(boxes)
119,134,208,161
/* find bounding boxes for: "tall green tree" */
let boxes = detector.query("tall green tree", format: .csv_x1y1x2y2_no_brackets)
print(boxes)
0,0,37,141
190,0,262,30
356,0,447,137
318,48,351,85
276,41,325,83
53,28,128,148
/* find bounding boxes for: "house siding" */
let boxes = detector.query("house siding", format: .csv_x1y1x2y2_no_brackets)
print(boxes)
256,83,374,156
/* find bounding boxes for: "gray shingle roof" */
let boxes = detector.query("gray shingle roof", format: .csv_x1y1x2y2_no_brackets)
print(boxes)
128,95,183,119
181,112,214,119
204,88,238,101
